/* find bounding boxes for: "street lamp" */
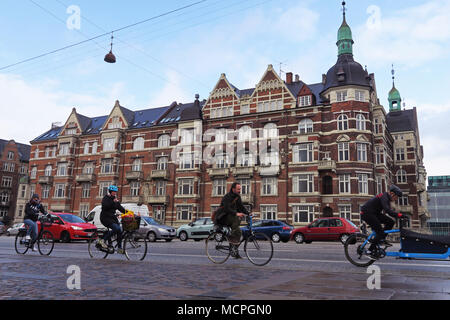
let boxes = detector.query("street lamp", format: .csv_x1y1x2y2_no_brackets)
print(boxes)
104,32,116,63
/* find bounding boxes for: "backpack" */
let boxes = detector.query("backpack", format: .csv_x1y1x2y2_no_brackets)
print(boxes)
211,196,239,224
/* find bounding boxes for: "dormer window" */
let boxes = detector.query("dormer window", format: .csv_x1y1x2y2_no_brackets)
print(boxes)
66,128,77,135
299,95,312,107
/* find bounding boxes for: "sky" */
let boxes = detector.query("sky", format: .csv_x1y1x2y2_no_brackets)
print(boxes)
0,0,449,177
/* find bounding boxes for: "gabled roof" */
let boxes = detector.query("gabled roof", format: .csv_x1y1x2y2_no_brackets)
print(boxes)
0,139,31,162
157,99,204,125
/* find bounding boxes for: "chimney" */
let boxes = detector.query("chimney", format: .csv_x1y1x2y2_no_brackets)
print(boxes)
322,74,327,84
295,74,300,82
286,72,293,84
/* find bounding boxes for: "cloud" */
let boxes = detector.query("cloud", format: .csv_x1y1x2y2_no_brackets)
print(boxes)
147,71,193,107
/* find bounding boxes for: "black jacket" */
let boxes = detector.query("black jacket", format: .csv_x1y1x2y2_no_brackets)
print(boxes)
100,194,126,227
24,202,46,222
361,192,398,218
220,191,250,217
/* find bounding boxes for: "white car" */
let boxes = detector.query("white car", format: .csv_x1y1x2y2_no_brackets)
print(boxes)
6,223,25,236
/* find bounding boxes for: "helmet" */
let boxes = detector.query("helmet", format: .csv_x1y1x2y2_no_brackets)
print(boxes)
108,185,119,192
389,185,403,197
31,193,40,200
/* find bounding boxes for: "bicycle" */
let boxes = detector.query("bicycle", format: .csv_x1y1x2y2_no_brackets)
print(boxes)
88,215,147,261
206,215,274,266
344,217,450,267
15,214,55,256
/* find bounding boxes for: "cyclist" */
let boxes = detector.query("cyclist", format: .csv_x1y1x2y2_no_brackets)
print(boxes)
217,182,250,259
360,185,404,258
24,194,47,251
98,185,126,254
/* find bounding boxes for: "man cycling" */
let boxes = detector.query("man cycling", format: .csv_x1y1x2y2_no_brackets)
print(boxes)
217,182,250,259
98,185,126,254
24,194,47,251
360,185,404,258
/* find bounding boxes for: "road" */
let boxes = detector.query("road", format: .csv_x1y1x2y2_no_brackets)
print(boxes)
0,236,449,300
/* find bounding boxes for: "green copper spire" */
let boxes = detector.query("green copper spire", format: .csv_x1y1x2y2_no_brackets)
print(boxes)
337,1,354,56
389,65,402,112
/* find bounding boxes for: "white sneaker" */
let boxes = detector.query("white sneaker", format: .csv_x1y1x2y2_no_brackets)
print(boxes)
25,235,31,240
32,245,38,252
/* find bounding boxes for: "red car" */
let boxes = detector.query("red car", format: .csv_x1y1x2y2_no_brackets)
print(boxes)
290,217,359,244
38,213,97,243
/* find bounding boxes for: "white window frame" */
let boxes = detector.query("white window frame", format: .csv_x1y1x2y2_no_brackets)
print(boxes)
293,143,314,163
396,170,407,184
357,143,368,162
103,138,116,152
356,114,366,130
339,205,352,220
358,174,369,194
298,119,313,134
132,159,142,172
355,90,365,102
261,205,277,220
178,179,194,195
339,174,351,194
177,205,193,221
293,174,314,193
133,137,145,151
293,205,314,223
130,181,140,197
262,177,278,195
299,95,312,107
337,114,348,131
212,179,227,196
337,90,347,102
338,142,350,161
158,135,170,148
157,157,168,170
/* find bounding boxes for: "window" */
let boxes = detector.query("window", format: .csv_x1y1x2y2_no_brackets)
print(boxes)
376,176,383,195
108,116,122,129
179,152,195,169
42,185,50,199
339,174,351,194
66,128,77,135
7,151,14,160
215,129,227,143
241,104,250,115
99,182,110,197
337,114,348,131
337,90,347,102
355,90,365,102
153,206,165,222
0,208,8,217
80,204,90,218
0,192,10,203
293,143,313,163
157,157,168,170
338,142,349,161
236,179,250,195
358,174,369,194
398,195,409,206
357,143,367,162
293,174,314,193
257,100,282,112
92,142,98,154
82,183,91,198
396,148,405,161
20,185,27,198
238,125,252,141
57,163,68,176
396,170,407,184
30,167,37,179
1,177,12,188
20,165,27,174
263,123,278,139
213,179,227,196
299,95,312,107
132,159,142,172
130,182,140,196
103,138,116,152
18,205,24,217
54,184,65,198
237,151,254,167
158,135,170,148
132,137,145,151
214,153,229,168
178,179,194,195
44,165,52,176
180,129,194,145
101,159,114,174
177,205,193,221
356,114,366,131
83,163,94,174
293,205,314,223
261,205,277,220
83,143,90,154
260,150,279,166
2,162,14,172
375,146,382,164
298,119,313,134
262,178,277,195
34,148,39,159
374,119,380,134
59,143,70,156
156,181,167,196
339,205,352,220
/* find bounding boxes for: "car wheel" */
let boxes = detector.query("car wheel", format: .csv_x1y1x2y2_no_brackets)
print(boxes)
60,231,71,243
147,231,157,242
179,231,188,241
340,234,350,244
271,233,281,243
294,233,304,244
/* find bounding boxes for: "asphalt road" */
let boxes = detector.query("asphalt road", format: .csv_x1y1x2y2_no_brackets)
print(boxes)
0,235,449,300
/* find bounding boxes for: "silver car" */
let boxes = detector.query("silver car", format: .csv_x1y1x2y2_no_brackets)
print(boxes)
136,216,176,242
5,223,24,236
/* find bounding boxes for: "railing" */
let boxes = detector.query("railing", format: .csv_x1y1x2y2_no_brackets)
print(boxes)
208,168,229,177
149,170,169,180
318,159,336,172
38,176,54,185
147,195,169,204
125,171,144,181
75,174,95,183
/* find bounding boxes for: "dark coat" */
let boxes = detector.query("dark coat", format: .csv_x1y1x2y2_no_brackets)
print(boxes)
219,191,249,220
24,202,46,222
100,194,126,227
361,192,398,218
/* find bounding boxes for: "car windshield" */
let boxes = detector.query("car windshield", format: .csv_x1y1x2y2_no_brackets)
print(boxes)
59,214,86,224
143,217,158,225
345,219,358,228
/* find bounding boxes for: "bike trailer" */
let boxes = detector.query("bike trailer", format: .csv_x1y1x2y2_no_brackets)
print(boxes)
400,229,450,254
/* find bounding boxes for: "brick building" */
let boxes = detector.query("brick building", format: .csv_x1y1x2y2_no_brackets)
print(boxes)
0,139,30,224
27,5,428,228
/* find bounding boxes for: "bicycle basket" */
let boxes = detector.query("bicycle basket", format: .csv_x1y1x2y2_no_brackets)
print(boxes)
122,215,140,232
39,215,54,227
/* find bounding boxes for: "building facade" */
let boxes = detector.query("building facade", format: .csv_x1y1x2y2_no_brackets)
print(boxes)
27,6,429,228
427,176,450,234
0,139,30,224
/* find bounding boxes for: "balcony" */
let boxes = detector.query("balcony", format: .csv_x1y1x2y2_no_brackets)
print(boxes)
318,159,336,172
38,176,54,185
240,193,254,205
208,168,230,178
75,174,96,183
147,195,169,204
258,165,280,176
125,171,144,181
233,166,254,177
149,170,169,180
122,195,145,204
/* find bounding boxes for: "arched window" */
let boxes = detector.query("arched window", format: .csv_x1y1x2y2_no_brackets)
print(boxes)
83,142,90,154
132,159,142,172
44,165,52,176
337,114,348,131
30,167,37,179
356,114,366,131
92,141,98,154
238,125,252,141
263,123,278,139
133,137,145,150
157,157,168,170
298,119,313,134
158,135,170,148
396,169,407,184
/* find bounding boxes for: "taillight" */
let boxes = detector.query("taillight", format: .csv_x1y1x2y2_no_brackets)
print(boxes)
283,226,291,230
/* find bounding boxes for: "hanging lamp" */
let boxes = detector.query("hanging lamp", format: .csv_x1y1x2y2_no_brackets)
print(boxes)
104,32,116,63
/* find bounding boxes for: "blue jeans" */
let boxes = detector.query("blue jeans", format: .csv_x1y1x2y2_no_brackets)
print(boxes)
24,219,38,243
103,223,123,249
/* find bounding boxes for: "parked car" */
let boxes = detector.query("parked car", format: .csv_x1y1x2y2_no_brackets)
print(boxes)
290,217,359,244
43,213,97,243
177,218,214,241
136,216,176,242
6,223,25,236
241,220,294,243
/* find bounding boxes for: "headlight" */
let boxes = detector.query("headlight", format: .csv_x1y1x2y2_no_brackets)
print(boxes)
71,226,83,231
158,228,166,232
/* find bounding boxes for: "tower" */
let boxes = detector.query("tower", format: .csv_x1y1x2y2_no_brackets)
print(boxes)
389,65,402,111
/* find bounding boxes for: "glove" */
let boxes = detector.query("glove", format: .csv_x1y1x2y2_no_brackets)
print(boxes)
397,213,403,218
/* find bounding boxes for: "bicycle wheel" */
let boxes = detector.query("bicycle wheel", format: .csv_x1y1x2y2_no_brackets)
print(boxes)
88,233,109,259
15,231,29,255
344,234,376,267
124,233,147,261
206,232,231,264
38,231,54,256
244,233,273,266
